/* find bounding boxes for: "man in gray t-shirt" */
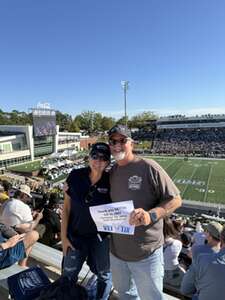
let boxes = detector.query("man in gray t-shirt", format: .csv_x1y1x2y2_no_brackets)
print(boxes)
108,124,182,300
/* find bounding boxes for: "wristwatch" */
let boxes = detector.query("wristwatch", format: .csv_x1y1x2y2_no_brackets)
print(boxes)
149,211,158,224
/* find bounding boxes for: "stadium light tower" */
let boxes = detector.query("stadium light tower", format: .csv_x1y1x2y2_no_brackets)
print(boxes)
121,80,129,127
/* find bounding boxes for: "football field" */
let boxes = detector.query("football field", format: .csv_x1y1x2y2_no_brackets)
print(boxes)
147,156,225,205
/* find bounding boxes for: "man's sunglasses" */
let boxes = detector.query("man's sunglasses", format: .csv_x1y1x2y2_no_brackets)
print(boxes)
109,138,129,146
90,153,109,162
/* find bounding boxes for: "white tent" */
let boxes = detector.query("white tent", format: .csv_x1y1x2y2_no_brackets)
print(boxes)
49,152,60,158
47,164,58,170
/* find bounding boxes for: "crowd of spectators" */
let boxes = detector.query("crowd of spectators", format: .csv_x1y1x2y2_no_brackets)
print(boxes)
1,173,225,299
151,127,225,157
160,213,225,300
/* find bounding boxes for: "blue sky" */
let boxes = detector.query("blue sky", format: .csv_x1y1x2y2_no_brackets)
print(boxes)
0,0,225,118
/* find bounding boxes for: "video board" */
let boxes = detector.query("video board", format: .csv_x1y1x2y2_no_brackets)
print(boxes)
32,108,56,137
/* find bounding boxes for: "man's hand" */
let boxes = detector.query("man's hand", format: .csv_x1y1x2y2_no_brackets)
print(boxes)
34,209,43,221
129,208,151,226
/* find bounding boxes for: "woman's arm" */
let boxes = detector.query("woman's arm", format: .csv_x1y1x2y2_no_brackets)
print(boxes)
61,192,74,255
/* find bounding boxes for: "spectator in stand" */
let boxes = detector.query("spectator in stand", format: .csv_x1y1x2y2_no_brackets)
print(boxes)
192,222,205,246
61,142,112,300
0,180,11,204
192,221,223,259
0,184,45,237
108,124,182,300
179,232,192,270
0,230,39,268
163,217,185,288
39,193,61,247
181,225,225,300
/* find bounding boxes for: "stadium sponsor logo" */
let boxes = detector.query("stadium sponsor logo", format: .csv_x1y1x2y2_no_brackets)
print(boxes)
128,175,142,190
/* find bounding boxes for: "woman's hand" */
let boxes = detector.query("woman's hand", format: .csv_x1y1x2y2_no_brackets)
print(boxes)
62,237,75,256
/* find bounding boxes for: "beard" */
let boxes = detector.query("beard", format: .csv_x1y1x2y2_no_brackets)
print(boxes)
113,151,126,161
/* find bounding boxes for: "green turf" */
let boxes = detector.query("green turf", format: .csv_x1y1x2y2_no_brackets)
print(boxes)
147,156,225,205
8,160,41,172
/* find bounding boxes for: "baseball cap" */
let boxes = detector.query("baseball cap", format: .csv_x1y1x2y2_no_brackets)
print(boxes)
108,124,131,138
89,142,111,161
18,184,32,198
207,221,223,240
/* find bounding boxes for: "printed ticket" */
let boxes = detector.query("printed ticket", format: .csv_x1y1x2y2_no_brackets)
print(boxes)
89,200,135,235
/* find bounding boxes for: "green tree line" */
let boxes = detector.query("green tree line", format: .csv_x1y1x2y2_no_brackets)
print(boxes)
0,108,157,134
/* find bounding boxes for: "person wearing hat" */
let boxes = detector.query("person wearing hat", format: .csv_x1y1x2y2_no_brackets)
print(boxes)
181,225,225,300
192,221,223,260
107,124,182,300
0,184,44,234
61,142,112,300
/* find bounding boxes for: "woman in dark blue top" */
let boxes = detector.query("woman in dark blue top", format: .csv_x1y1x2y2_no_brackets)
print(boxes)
61,142,112,300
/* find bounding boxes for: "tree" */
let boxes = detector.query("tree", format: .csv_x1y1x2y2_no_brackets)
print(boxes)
75,111,95,133
69,119,80,132
93,113,103,132
101,116,116,131
129,111,158,129
116,116,129,126
56,111,72,131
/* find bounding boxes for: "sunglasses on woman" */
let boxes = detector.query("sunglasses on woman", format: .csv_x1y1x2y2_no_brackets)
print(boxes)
90,153,109,162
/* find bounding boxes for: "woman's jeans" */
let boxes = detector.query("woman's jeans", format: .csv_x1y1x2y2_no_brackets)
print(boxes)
62,236,112,300
110,246,165,300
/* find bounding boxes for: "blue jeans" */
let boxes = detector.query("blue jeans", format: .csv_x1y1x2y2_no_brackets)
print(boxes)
110,247,165,300
62,236,112,300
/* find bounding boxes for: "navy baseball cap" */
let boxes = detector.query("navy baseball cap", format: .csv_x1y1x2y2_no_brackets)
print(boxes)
108,124,131,138
90,142,111,161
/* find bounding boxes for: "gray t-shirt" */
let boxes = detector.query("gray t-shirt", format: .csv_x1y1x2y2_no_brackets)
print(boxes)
110,156,180,261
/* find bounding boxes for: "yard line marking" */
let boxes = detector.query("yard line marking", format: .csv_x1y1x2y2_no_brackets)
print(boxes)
164,158,177,171
181,167,198,199
171,162,184,180
204,165,213,203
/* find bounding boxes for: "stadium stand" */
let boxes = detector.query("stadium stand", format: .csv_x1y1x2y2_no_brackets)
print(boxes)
133,114,225,158
152,127,225,157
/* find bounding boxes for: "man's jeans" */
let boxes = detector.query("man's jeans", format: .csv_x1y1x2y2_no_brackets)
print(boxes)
62,236,112,300
110,247,165,300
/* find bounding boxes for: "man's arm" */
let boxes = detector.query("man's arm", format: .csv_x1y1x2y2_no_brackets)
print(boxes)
130,194,182,226
15,210,43,233
151,194,182,220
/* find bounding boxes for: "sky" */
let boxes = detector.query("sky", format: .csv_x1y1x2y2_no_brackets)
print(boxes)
0,0,225,119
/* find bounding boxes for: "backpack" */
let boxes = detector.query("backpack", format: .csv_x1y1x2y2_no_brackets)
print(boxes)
7,266,51,300
37,276,88,300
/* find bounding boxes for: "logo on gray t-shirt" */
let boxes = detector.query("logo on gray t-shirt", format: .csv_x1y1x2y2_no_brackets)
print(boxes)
128,175,142,190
